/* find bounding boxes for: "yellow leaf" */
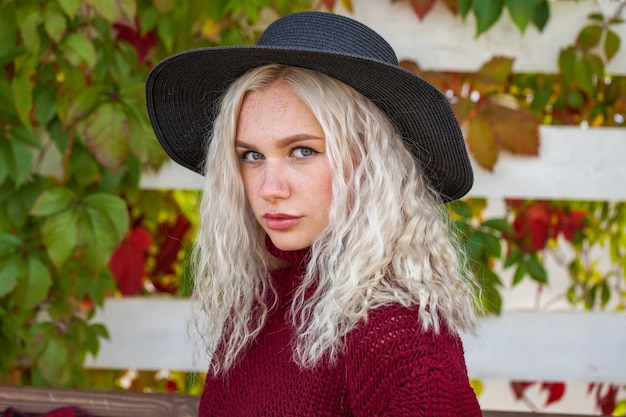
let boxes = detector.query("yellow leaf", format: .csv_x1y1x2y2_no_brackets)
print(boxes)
470,379,484,397
485,98,539,156
466,110,498,171
200,17,222,42
341,0,353,13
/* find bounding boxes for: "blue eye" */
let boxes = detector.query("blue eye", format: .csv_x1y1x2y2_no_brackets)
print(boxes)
242,151,263,161
292,147,316,158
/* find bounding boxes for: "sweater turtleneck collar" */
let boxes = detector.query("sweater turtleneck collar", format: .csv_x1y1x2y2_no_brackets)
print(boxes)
264,234,311,267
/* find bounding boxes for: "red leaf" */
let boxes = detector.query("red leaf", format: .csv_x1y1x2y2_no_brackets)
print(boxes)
588,382,596,395
485,101,540,156
321,0,335,10
511,381,535,400
128,226,152,252
152,217,190,276
596,383,618,414
525,202,552,251
113,22,157,64
109,244,145,295
541,382,566,407
409,0,436,20
165,379,178,393
555,209,587,241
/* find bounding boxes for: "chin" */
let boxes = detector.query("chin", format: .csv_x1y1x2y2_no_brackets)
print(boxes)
267,233,313,251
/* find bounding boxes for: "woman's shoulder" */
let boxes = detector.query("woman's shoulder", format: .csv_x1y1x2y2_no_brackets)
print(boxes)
344,303,463,360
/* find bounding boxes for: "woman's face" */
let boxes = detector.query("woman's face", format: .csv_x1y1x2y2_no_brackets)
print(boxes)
235,82,333,251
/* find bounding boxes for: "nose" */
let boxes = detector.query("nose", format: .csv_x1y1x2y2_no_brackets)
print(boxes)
258,161,290,201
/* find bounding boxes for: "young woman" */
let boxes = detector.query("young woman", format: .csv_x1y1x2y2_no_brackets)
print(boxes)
146,11,482,416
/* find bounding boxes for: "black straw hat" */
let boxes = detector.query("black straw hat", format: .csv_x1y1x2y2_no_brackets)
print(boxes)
146,11,473,202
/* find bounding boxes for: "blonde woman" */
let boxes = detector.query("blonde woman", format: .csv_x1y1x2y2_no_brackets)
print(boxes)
147,11,481,416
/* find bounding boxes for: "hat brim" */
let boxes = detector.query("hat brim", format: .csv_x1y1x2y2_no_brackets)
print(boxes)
145,46,473,202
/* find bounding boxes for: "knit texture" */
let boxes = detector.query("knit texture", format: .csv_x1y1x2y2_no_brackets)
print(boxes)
199,239,482,416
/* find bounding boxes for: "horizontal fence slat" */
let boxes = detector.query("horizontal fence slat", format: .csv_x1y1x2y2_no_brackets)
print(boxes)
140,127,626,201
335,0,626,74
85,298,626,383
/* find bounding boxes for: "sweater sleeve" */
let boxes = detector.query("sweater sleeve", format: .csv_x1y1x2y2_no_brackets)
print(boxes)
344,305,482,417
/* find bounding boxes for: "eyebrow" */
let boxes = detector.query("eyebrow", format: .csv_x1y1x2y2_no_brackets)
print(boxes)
235,134,324,149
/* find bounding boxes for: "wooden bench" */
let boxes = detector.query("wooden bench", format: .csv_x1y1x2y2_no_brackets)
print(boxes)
0,384,612,417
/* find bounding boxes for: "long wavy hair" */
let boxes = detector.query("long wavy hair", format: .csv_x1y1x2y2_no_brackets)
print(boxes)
192,64,479,375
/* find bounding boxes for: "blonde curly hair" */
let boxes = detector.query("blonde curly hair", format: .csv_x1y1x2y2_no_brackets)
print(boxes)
191,64,479,375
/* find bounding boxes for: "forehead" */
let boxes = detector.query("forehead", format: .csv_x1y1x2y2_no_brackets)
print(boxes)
236,82,324,145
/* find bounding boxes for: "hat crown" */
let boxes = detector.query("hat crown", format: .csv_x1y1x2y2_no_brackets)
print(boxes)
258,12,398,66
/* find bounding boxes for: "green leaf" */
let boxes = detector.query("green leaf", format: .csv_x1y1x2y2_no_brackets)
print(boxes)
481,231,502,258
37,335,70,385
48,298,73,320
140,8,159,33
31,188,77,216
58,0,81,19
79,207,119,271
567,90,584,109
459,0,473,18
0,257,20,297
86,0,136,23
526,253,547,284
600,282,611,306
81,102,130,171
33,83,58,126
157,15,175,53
576,25,603,50
0,45,26,67
83,193,129,241
558,46,577,84
68,147,101,188
587,13,604,22
505,0,535,33
0,147,8,185
66,85,104,124
466,230,486,260
17,7,41,53
512,263,526,286
41,208,79,269
128,117,166,167
604,29,621,62
448,200,473,219
532,0,549,31
85,323,109,356
574,55,595,96
481,218,514,234
530,84,553,112
0,234,22,258
15,257,52,310
473,0,504,37
44,4,67,43
11,125,41,148
9,140,33,187
466,110,498,171
11,66,33,129
60,33,97,69
504,247,523,269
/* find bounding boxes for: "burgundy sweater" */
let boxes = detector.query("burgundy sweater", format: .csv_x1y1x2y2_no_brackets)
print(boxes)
199,240,482,416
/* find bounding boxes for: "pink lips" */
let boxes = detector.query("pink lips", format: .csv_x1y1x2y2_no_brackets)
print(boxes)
263,212,302,230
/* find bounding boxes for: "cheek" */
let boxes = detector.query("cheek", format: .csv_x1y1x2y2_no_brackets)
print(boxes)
240,171,258,207
315,171,334,213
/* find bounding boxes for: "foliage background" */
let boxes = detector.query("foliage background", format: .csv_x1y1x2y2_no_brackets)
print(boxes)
0,0,624,413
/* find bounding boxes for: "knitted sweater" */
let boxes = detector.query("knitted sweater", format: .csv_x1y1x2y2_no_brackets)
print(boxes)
199,239,482,416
